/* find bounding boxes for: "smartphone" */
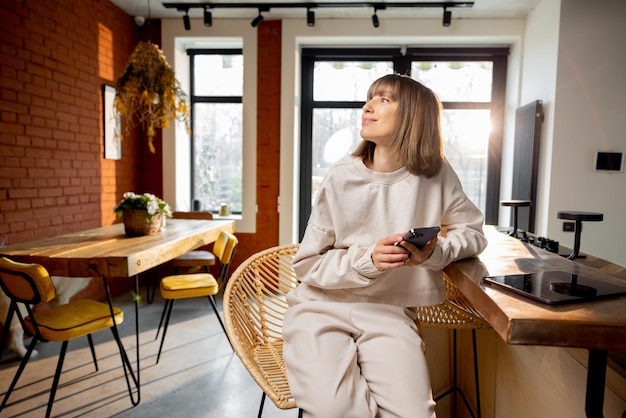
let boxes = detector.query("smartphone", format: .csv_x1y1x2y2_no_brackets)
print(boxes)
398,226,440,250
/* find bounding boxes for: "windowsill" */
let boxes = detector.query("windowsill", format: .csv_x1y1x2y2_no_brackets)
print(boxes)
213,214,242,221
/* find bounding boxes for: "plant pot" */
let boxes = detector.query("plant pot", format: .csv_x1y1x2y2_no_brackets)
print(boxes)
123,210,163,236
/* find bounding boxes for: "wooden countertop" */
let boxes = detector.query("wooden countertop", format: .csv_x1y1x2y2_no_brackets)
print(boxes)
0,219,235,278
444,226,626,350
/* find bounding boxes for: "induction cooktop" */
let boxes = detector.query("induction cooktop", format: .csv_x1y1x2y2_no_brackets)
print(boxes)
483,271,626,305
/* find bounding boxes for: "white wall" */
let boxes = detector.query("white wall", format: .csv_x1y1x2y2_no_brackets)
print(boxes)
517,0,561,235
536,0,626,265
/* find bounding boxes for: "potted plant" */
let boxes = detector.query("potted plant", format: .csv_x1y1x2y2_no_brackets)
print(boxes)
114,41,190,153
114,192,172,236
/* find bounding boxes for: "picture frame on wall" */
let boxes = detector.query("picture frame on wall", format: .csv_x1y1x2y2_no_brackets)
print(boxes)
103,84,121,160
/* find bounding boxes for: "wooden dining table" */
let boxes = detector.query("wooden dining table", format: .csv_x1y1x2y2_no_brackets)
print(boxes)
445,226,626,418
0,218,236,406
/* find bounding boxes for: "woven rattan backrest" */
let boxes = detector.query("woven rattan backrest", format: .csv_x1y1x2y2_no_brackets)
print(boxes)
415,276,490,330
225,244,299,346
223,244,300,410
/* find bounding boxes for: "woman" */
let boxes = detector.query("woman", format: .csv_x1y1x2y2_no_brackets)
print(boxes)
283,74,487,417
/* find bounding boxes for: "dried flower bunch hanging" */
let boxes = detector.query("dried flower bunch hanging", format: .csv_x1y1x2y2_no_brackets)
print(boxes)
114,41,190,153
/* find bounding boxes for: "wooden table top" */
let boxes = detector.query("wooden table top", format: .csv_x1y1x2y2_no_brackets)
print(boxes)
0,219,235,279
444,226,626,350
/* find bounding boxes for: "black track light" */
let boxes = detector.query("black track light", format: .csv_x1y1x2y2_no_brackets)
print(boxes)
442,8,452,27
204,6,212,27
251,10,264,27
183,9,191,30
163,2,475,29
307,8,315,26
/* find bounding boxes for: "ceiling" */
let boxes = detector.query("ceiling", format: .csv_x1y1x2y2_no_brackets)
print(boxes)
109,0,542,21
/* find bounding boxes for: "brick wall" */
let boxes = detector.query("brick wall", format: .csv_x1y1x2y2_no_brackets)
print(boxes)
231,19,283,268
0,1,282,292
0,0,148,246
0,1,165,299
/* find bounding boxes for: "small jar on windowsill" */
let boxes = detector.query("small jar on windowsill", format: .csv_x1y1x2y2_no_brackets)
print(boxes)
218,203,231,217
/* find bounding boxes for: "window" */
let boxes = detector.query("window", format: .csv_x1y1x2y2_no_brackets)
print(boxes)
299,49,401,238
299,48,508,238
189,49,243,214
407,48,509,225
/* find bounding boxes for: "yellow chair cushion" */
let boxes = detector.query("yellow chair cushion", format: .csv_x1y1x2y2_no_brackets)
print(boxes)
160,273,219,299
26,299,123,342
0,257,56,304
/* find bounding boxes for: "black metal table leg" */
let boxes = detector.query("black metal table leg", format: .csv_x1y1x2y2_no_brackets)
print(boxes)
134,274,141,396
585,349,607,418
102,274,141,405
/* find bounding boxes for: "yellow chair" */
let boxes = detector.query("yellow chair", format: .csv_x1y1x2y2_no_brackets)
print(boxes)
0,257,136,418
415,277,490,418
154,231,238,364
147,211,217,303
170,211,218,271
223,244,303,418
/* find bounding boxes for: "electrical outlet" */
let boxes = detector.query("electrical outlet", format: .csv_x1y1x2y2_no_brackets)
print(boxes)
563,221,575,232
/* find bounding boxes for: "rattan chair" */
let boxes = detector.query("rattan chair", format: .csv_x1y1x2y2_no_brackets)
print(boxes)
223,244,303,418
224,244,487,418
416,277,490,418
0,257,136,418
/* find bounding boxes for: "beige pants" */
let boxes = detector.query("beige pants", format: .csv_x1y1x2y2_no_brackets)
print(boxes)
283,300,436,418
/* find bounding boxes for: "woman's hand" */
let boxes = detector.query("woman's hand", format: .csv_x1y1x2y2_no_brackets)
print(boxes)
400,235,437,267
370,232,437,270
370,233,406,271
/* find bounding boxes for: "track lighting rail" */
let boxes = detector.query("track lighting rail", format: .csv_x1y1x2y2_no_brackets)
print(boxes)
163,1,473,28
164,2,474,11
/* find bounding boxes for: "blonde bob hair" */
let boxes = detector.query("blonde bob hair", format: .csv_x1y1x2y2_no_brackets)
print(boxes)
352,74,445,178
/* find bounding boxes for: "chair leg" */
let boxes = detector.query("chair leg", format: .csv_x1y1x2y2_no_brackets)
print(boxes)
433,329,480,418
155,298,170,340
258,391,267,418
208,295,233,350
109,325,140,406
0,304,16,365
100,272,140,406
472,329,482,418
156,299,175,364
146,273,155,304
146,267,160,304
0,336,38,412
87,334,98,371
45,341,69,418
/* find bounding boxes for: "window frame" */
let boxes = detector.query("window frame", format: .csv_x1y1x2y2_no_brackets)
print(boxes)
298,47,508,238
406,47,509,224
299,48,403,238
188,48,243,215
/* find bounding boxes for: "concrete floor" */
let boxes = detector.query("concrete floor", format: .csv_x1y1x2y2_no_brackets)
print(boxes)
0,287,297,418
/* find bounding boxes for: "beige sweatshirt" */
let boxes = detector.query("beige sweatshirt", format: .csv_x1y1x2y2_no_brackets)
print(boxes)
290,157,488,308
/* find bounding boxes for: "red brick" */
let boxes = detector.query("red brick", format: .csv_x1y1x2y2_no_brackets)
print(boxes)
0,0,284,286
